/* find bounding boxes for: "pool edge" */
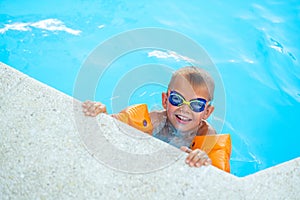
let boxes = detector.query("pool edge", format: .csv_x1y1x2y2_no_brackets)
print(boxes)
1,62,299,199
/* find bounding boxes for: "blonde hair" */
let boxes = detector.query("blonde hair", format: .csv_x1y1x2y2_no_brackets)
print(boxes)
168,66,215,101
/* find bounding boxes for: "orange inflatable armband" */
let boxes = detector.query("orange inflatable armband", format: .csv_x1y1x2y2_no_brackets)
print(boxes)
190,134,231,173
113,104,153,134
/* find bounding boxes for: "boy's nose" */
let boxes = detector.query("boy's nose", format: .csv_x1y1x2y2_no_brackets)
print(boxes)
180,103,191,112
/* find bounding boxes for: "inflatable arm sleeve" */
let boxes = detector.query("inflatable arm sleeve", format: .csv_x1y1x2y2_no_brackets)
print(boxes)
113,104,153,134
190,134,231,173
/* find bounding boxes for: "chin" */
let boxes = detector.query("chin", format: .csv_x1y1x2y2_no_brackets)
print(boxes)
174,124,192,133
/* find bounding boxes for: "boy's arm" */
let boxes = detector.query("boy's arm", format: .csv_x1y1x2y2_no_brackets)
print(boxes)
83,102,154,134
197,120,217,136
149,110,166,131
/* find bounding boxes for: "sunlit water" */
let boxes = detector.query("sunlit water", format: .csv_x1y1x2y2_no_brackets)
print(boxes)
1,0,299,177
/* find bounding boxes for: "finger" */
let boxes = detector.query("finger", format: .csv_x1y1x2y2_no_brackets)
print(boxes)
84,111,93,116
203,158,212,166
82,106,89,115
87,102,96,111
190,151,206,167
95,103,105,113
83,103,94,112
82,100,92,107
98,103,107,113
197,157,211,167
180,146,192,154
185,149,209,167
82,102,89,109
94,102,103,107
195,153,211,167
184,150,198,165
90,112,97,117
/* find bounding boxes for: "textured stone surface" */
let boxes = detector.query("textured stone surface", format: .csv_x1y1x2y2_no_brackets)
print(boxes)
1,62,299,199
0,63,26,100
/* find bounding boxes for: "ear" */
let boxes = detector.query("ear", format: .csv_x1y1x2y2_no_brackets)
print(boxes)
162,92,168,109
203,105,214,120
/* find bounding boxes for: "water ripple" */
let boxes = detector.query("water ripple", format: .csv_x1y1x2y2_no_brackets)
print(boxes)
0,18,81,35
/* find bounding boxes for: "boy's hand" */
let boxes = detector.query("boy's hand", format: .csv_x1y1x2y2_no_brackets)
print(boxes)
82,100,107,117
180,146,211,168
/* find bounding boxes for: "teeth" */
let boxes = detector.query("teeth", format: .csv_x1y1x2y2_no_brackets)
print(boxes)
176,114,190,121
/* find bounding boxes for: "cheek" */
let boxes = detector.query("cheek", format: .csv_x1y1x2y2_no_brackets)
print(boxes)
166,103,181,120
192,112,204,121
166,104,176,115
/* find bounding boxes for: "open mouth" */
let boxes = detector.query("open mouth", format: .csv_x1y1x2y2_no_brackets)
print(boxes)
175,114,192,123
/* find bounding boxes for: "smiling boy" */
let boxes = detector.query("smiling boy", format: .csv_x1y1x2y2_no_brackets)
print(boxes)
150,66,216,146
83,66,217,168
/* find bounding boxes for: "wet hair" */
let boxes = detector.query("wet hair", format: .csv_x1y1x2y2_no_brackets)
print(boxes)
168,66,215,101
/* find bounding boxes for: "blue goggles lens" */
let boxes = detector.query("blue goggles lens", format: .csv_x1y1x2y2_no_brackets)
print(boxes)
168,90,207,112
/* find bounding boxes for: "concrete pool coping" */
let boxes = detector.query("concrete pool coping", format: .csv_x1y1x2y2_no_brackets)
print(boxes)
1,62,299,199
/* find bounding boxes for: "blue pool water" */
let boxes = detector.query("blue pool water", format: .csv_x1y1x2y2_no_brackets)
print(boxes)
1,0,300,177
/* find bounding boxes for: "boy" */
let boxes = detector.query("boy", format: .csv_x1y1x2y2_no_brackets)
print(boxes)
82,66,216,168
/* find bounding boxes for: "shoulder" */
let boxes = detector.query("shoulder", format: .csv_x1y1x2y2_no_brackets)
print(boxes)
149,110,166,127
149,110,166,121
197,120,217,136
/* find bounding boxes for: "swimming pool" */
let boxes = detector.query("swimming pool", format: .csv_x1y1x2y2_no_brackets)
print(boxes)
1,0,299,177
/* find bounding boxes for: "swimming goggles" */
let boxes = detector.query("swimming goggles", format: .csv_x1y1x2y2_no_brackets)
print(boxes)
168,90,207,112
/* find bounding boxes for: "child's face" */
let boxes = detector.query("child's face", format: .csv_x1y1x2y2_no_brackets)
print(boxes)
162,76,214,133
